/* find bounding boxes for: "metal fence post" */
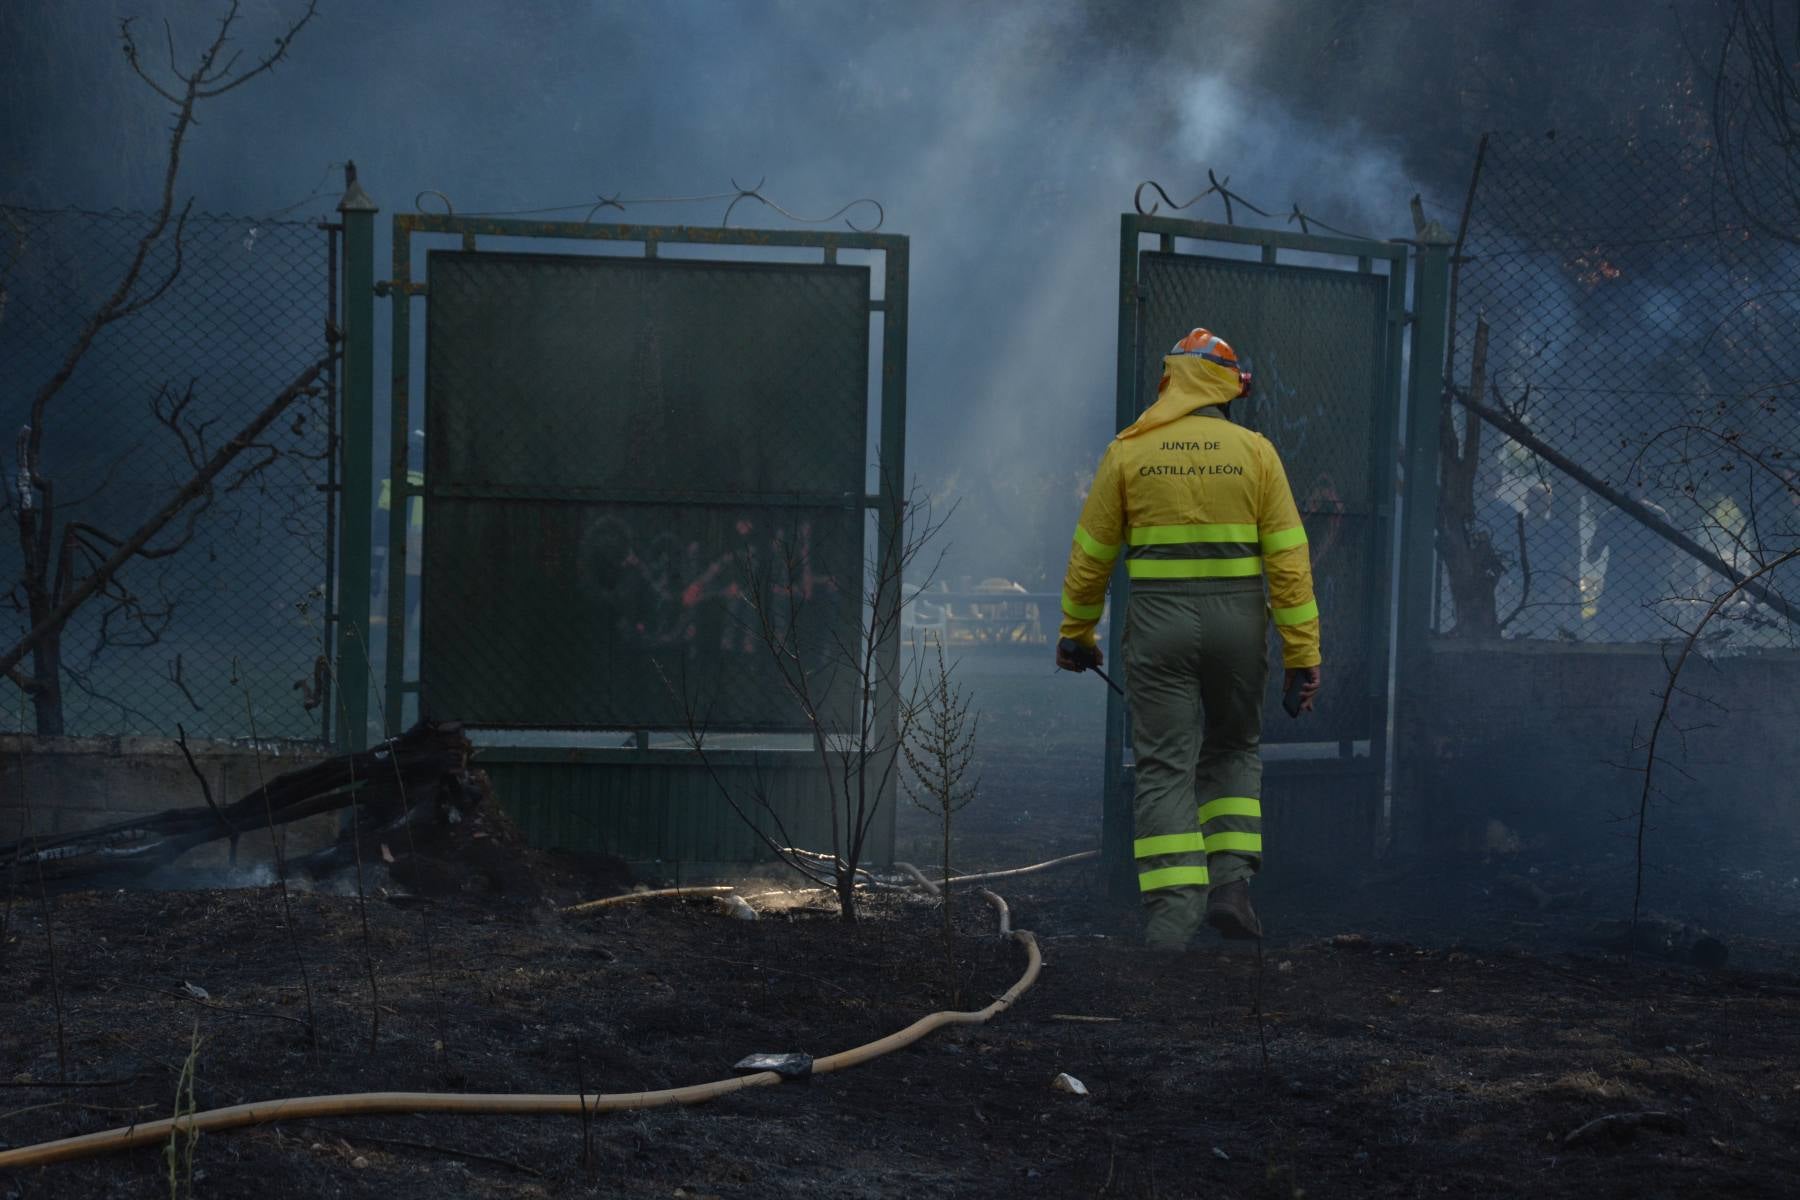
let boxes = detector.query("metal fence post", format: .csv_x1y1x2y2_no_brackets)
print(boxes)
876,238,910,861
382,218,415,738
1101,213,1140,902
1395,223,1453,666
335,163,378,752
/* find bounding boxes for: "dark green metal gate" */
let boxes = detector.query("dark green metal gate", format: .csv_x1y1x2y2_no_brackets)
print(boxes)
1104,213,1422,893
375,215,908,871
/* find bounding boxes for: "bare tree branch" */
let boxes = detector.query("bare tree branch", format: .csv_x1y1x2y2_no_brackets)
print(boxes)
13,1,321,734
0,355,332,685
1629,543,1800,958
194,1,319,99
671,472,954,921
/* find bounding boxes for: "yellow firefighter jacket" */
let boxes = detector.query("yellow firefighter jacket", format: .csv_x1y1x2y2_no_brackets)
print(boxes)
1059,353,1321,669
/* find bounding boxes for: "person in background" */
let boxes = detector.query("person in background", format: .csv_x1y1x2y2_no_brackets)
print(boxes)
1587,486,1679,641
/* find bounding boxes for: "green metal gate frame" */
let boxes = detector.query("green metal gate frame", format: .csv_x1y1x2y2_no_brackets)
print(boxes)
1102,212,1443,896
376,214,909,742
328,208,910,870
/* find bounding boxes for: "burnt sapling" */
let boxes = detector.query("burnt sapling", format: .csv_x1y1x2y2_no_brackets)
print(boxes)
901,633,979,1004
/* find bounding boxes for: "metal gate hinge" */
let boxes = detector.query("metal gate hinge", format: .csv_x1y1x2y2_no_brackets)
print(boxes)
373,280,428,298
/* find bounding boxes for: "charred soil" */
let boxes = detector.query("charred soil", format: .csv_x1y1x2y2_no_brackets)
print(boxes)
3,653,1798,1195
3,847,1799,1198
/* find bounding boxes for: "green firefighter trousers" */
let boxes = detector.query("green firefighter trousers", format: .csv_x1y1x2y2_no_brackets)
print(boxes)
1122,581,1269,948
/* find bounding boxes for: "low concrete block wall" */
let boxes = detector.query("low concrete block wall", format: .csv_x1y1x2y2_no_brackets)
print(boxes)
0,734,337,868
1396,639,1800,859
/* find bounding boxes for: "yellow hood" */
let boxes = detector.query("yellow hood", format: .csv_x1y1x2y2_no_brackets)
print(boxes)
1116,354,1240,441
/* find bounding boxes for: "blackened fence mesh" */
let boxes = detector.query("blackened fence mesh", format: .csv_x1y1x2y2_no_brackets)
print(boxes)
1437,134,1799,648
0,207,334,739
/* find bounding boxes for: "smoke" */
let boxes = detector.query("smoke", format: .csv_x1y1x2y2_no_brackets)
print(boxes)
12,2,1797,960
0,0,1715,592
1,0,1735,725
144,857,392,896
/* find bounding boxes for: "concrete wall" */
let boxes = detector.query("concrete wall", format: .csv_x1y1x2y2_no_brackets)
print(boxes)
0,734,336,867
1395,639,1800,860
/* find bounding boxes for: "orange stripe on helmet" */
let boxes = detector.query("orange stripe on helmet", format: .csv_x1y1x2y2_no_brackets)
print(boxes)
1170,327,1239,368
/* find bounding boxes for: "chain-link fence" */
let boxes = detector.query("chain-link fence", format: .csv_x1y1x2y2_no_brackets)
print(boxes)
0,207,335,740
1436,133,1800,648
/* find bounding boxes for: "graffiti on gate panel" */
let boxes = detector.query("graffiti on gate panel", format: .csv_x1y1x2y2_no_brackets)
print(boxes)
577,513,845,655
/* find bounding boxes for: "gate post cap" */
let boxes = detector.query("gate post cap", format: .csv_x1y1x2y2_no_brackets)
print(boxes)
338,160,379,214
1407,194,1452,244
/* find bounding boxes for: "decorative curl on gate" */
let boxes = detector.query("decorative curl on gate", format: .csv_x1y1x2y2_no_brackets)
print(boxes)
721,178,884,232
410,181,884,232
1134,172,1372,240
1135,171,1274,224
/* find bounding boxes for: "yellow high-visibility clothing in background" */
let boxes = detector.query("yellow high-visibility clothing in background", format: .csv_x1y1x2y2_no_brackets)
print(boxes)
1058,353,1321,670
378,469,426,530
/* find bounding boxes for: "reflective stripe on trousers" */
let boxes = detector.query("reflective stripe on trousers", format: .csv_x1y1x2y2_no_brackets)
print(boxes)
1123,582,1269,940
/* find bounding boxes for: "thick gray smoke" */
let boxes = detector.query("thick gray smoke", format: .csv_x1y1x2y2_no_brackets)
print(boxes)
1,0,1714,590
11,0,1794,962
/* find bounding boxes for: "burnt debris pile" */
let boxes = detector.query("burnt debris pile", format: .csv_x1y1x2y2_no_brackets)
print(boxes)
0,720,526,896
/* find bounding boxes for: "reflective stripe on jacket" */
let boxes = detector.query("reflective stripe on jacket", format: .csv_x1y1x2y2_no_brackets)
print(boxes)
1059,354,1321,668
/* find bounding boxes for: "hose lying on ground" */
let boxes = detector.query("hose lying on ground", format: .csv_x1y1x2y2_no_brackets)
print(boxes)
979,888,1012,935
711,849,1100,908
0,890,1038,1171
894,849,1099,895
779,848,1100,897
560,885,735,915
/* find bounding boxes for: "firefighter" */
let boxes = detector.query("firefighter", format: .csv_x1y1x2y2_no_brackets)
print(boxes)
1056,328,1321,949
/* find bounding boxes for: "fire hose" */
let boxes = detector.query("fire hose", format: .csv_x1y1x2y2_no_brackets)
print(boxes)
0,852,1099,1172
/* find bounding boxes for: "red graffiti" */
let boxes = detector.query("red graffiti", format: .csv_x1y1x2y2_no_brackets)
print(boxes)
585,514,843,653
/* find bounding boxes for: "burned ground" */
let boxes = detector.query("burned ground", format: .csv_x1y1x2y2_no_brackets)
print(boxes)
2,650,1798,1198
4,863,1799,1198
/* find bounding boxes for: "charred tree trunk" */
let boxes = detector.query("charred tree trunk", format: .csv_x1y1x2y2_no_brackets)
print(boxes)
1436,317,1506,637
15,480,63,735
25,633,62,737
836,866,857,925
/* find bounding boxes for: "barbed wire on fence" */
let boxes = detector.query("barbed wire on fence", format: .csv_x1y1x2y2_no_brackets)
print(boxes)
1132,170,1379,242
408,179,887,232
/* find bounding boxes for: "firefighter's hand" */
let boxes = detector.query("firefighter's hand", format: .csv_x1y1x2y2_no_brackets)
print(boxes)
1056,637,1102,673
1284,666,1322,713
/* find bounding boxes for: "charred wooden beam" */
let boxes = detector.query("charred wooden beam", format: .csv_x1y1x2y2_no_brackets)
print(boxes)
0,720,475,891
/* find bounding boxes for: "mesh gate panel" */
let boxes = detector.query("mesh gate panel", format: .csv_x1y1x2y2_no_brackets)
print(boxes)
422,251,871,729
426,253,868,498
1138,253,1390,742
420,499,859,729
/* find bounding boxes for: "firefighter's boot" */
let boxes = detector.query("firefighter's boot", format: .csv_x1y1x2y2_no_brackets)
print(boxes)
1205,879,1263,940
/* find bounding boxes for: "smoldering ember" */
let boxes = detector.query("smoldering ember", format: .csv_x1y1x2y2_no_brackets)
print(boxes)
2,2,1799,1197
